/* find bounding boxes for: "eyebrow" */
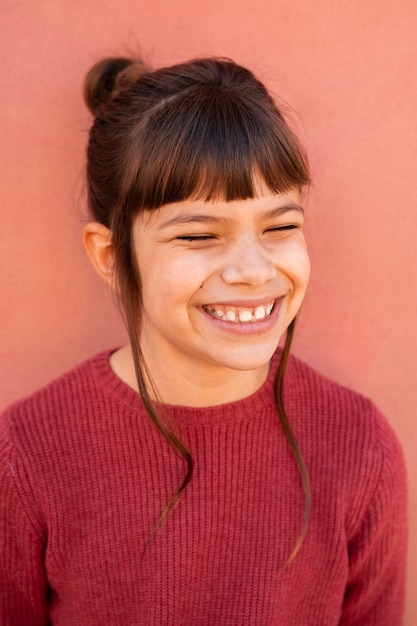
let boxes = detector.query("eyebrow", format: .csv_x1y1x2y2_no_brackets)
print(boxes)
157,203,304,229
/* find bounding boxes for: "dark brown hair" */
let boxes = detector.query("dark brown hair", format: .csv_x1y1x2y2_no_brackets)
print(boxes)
83,55,311,563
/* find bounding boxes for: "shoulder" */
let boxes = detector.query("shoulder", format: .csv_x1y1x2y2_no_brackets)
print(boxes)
285,353,372,414
284,353,407,530
0,350,117,449
284,351,403,451
284,353,395,440
0,349,128,514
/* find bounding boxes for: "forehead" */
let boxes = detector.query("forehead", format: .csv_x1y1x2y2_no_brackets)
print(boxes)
137,185,302,231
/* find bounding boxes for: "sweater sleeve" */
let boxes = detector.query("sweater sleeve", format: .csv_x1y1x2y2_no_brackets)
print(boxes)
339,409,408,626
0,412,49,625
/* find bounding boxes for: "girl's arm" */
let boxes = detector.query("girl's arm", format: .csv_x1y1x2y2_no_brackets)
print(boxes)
340,414,408,626
0,417,49,625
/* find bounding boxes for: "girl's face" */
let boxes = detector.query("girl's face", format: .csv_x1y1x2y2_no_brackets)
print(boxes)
133,176,310,388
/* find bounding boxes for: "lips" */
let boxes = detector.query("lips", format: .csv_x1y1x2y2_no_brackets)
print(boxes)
202,300,275,323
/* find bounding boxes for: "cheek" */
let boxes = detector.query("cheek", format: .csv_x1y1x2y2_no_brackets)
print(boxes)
297,247,311,287
141,254,207,308
276,240,311,287
283,246,310,319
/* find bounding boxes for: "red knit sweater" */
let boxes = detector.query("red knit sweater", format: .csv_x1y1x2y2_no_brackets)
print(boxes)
0,350,407,625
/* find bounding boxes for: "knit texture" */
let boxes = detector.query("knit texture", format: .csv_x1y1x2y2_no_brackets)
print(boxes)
0,350,407,625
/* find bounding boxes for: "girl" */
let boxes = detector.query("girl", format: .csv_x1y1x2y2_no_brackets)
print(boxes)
0,56,407,625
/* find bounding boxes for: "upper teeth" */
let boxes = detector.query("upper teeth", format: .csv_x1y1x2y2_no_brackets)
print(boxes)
204,302,274,323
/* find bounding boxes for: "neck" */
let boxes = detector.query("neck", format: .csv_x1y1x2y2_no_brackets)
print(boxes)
110,344,270,407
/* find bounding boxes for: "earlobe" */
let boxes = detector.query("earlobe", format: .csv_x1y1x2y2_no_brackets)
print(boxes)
82,222,116,290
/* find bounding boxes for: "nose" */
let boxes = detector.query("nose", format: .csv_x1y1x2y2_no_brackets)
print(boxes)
221,237,276,287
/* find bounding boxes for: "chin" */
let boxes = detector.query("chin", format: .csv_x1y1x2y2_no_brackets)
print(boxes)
211,343,279,372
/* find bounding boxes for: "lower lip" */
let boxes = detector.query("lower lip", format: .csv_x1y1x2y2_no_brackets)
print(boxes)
199,299,283,336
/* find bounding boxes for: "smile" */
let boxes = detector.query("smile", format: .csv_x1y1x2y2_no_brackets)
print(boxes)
202,301,275,323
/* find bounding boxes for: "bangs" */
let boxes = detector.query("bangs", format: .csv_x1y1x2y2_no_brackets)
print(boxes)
120,84,310,213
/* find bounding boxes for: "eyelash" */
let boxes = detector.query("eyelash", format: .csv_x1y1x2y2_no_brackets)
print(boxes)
176,235,215,241
176,225,299,242
267,224,299,232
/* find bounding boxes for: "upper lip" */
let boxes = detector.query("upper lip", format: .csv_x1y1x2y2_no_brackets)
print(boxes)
201,296,281,308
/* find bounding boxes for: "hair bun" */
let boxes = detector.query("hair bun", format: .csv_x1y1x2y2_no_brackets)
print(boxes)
83,57,150,115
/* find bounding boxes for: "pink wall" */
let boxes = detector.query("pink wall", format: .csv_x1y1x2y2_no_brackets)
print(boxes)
1,0,416,621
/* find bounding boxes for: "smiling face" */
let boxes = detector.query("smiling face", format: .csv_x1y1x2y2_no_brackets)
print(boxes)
131,176,310,397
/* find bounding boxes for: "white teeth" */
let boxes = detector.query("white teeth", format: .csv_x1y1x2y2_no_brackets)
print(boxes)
254,306,266,320
204,301,275,323
238,310,253,322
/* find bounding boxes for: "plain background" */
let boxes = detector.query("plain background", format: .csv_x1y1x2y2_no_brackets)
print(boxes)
1,0,416,622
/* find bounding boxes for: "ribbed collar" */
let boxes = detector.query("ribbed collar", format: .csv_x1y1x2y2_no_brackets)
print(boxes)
91,348,281,426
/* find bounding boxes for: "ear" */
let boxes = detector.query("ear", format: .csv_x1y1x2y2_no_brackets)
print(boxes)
82,222,117,291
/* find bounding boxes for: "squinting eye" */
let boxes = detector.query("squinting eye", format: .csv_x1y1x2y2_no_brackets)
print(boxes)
267,224,299,232
177,235,215,241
